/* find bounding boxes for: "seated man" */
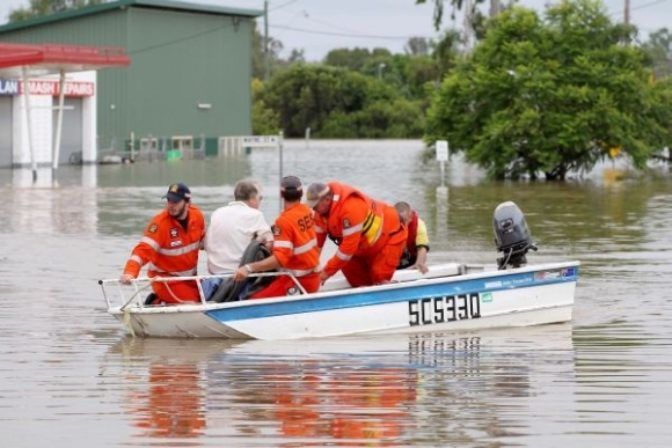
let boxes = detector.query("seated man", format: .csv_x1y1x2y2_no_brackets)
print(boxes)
395,201,430,274
233,175,321,298
202,179,273,299
119,183,205,304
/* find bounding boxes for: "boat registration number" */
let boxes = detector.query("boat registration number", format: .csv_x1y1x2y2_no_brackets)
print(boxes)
408,293,481,326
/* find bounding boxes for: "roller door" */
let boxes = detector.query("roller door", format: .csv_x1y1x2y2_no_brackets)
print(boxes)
53,98,83,165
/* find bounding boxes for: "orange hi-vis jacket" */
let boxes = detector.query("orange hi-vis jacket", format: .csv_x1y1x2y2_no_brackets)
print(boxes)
272,203,320,277
123,205,205,302
315,182,400,277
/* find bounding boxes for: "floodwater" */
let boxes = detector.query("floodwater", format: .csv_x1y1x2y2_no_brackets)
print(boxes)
1,140,671,447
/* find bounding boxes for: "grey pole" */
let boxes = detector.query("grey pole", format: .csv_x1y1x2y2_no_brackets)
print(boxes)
21,67,37,183
52,68,66,172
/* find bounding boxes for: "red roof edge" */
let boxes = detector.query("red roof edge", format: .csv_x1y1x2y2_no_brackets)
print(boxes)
0,42,131,70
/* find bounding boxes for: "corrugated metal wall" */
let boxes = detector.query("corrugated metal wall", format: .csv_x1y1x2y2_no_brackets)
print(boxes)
0,5,253,154
125,6,253,141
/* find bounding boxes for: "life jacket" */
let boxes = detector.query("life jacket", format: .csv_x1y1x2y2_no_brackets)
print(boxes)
406,210,419,259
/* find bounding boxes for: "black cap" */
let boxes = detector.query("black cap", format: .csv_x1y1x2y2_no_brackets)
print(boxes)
163,182,191,203
281,175,302,192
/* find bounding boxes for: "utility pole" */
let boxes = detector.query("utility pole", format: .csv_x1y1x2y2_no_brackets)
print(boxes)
264,0,270,81
624,0,630,25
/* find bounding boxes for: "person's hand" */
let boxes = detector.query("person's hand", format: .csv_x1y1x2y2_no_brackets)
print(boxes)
233,266,250,282
318,269,330,284
413,262,429,274
119,273,135,285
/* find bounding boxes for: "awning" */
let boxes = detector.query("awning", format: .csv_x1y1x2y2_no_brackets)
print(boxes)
0,42,130,77
0,42,130,180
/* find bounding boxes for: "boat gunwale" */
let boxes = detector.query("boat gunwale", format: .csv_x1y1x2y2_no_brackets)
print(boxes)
107,260,580,317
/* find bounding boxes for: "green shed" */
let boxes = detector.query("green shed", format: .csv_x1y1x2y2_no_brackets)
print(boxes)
0,0,262,157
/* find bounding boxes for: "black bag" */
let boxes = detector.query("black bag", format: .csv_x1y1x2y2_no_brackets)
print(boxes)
209,240,274,303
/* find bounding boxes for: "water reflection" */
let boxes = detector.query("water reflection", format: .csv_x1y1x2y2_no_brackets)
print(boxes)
104,326,573,446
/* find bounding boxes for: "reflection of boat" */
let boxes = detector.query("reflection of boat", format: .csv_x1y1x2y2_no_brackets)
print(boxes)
100,261,579,339
103,326,574,444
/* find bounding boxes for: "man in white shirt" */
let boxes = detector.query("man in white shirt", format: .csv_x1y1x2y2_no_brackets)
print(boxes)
205,179,273,274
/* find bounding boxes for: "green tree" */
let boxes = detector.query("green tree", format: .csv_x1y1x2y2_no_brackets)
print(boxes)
251,24,284,80
323,47,392,72
260,64,424,138
251,79,280,135
425,0,672,180
9,0,102,22
405,37,432,56
642,28,672,79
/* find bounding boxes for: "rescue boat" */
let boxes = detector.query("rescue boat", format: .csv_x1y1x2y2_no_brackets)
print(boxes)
100,260,578,340
100,202,579,340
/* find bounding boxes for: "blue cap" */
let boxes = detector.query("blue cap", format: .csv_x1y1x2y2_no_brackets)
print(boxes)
163,182,191,202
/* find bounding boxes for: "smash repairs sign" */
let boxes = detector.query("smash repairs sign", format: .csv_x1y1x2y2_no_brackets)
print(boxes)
0,79,94,96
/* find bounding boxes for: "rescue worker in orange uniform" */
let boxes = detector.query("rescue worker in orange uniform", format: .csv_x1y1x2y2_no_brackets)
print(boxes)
233,175,321,298
306,181,407,287
120,183,205,304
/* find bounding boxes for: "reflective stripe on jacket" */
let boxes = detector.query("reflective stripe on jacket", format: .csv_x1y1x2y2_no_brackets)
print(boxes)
273,203,320,277
123,205,205,279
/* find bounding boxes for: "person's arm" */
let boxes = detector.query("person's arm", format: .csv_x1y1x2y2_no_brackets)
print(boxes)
414,247,429,274
322,198,368,278
413,218,430,274
234,215,291,282
314,213,328,248
233,254,281,282
120,220,162,283
251,211,273,245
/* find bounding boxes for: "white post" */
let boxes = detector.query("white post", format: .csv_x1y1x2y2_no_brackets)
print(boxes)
21,67,37,183
278,130,284,214
435,140,449,187
52,69,66,170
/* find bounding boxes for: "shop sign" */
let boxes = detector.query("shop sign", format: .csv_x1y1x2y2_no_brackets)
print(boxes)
0,79,95,96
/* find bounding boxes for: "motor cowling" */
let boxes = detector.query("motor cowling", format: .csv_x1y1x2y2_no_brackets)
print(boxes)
493,201,537,270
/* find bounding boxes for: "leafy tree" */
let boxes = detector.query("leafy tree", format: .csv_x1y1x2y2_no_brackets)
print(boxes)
323,47,392,72
405,37,432,56
642,28,672,79
251,79,280,135
432,29,462,79
251,24,284,80
425,0,672,180
9,0,102,22
259,64,424,138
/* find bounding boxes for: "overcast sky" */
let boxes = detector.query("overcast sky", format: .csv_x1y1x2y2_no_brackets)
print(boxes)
0,0,670,61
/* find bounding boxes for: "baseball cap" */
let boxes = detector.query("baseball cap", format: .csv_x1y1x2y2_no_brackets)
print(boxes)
305,182,330,208
163,182,191,203
281,175,302,192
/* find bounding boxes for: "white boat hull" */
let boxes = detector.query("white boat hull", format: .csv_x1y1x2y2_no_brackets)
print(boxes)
105,261,579,340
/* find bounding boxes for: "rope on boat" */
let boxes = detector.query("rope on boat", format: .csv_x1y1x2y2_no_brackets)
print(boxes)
122,307,136,338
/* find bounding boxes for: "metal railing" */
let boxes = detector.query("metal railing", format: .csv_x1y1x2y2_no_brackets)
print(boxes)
99,271,306,311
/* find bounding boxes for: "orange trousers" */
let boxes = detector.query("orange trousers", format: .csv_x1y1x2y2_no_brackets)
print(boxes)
251,273,321,299
152,279,200,304
342,231,407,287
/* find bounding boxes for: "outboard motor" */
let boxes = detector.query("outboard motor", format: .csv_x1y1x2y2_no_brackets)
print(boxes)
493,201,537,270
